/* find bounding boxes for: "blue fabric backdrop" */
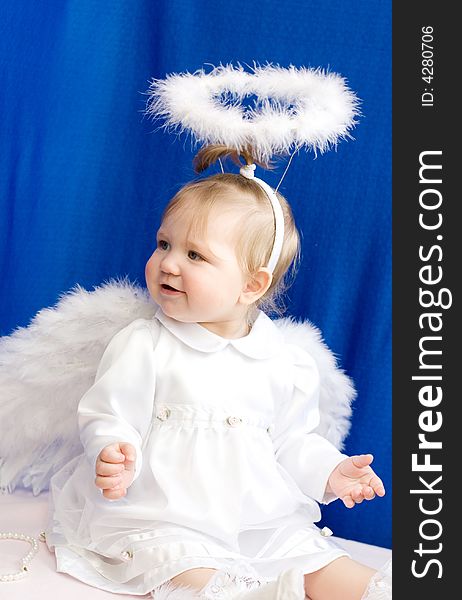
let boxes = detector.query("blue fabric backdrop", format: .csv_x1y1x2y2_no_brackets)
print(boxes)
0,1,391,548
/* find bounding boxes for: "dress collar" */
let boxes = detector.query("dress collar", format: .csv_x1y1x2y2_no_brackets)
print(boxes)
153,307,282,359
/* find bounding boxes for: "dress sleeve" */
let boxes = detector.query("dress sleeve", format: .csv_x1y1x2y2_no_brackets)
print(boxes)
271,345,348,504
77,318,158,482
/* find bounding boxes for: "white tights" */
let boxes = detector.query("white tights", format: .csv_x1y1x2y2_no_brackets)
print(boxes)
150,557,392,600
150,562,302,599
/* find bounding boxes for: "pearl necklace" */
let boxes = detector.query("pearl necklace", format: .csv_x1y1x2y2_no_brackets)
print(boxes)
0,531,41,582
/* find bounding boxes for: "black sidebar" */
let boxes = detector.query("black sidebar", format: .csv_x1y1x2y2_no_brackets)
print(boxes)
393,3,458,597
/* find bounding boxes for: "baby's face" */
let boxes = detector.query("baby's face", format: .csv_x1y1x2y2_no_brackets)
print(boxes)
145,205,248,328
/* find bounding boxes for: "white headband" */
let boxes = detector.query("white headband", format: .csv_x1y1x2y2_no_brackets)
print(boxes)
239,164,284,274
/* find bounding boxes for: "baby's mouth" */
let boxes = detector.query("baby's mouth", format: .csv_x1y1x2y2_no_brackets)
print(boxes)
161,284,183,292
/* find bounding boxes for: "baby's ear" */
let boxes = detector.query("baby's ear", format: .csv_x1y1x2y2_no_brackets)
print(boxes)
239,268,273,306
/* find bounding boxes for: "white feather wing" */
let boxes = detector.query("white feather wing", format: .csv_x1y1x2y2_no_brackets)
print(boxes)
274,317,355,449
0,280,156,495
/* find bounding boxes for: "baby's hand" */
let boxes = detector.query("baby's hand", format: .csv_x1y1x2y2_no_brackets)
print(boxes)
327,454,385,508
95,442,136,501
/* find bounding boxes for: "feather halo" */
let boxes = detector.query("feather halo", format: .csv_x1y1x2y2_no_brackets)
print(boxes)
145,63,361,163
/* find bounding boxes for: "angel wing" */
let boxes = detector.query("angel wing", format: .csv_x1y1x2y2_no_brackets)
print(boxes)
0,280,354,496
0,279,156,495
275,317,355,448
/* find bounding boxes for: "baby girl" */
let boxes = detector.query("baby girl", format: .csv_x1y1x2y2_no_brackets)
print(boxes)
46,146,389,600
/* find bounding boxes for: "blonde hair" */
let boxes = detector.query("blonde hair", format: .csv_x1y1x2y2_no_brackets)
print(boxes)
161,145,301,319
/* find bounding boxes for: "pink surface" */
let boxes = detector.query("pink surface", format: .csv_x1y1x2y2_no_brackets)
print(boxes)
0,489,139,599
0,489,391,599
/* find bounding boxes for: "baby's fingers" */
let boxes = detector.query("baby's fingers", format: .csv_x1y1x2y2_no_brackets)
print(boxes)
351,454,374,469
99,444,126,464
350,485,366,504
341,494,356,509
102,487,127,501
362,485,376,500
119,442,136,464
369,474,386,497
342,485,369,508
95,474,122,490
96,460,124,477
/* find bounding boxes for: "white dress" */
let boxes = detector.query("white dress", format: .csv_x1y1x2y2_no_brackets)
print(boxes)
45,307,349,595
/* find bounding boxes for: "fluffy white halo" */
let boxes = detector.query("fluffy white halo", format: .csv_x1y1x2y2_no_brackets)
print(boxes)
145,63,360,163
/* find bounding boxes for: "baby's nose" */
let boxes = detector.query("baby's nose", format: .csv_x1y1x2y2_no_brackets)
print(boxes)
160,252,181,275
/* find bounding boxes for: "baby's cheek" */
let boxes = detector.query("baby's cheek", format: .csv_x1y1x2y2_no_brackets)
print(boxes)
145,255,155,278
145,256,157,290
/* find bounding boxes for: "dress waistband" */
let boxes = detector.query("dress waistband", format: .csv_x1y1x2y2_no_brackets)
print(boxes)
152,403,274,432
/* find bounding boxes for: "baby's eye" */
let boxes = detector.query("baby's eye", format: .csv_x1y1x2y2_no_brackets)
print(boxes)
188,250,203,261
158,240,169,251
